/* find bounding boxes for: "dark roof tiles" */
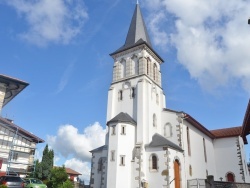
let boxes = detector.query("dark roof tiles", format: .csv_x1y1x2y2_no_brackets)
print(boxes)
146,133,183,152
107,112,136,125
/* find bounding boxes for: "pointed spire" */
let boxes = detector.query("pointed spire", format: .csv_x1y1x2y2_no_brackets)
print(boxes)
124,3,152,48
110,3,152,55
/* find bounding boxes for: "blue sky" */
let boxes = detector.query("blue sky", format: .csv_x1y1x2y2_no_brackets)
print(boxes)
1,0,250,183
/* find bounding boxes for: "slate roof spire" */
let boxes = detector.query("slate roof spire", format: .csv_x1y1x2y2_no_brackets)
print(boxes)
110,3,153,55
124,3,152,48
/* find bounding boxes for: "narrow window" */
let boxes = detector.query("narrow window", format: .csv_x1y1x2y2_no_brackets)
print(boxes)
187,127,191,156
147,59,150,75
111,126,115,135
189,165,192,176
137,60,140,75
132,87,135,98
153,63,157,80
111,150,115,161
121,125,126,135
153,114,157,127
152,155,157,170
120,155,125,166
203,138,207,162
118,90,123,101
98,158,103,172
156,94,159,104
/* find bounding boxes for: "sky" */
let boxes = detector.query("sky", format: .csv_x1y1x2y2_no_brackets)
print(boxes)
1,0,250,184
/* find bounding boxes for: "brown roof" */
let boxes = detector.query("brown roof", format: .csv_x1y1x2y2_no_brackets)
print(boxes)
184,113,215,139
65,167,82,175
210,126,242,138
0,117,44,143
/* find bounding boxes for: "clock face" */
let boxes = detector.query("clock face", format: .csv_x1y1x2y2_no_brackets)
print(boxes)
123,82,131,89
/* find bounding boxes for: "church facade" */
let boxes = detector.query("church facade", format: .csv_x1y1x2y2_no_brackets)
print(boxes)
90,3,250,188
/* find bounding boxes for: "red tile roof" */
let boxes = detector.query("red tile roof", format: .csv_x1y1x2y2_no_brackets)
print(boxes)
210,126,242,138
65,168,82,175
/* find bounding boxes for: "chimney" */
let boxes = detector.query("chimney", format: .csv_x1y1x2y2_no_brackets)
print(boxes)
0,83,7,115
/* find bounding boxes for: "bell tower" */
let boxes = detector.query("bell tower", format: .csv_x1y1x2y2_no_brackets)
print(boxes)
105,2,166,188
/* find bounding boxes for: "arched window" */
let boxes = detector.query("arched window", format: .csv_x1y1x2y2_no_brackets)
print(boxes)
149,154,158,171
131,56,138,75
226,172,235,182
120,59,126,78
164,123,172,137
156,93,159,105
153,114,157,127
152,155,157,170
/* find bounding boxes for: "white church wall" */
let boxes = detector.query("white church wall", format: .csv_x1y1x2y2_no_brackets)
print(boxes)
214,136,249,183
161,110,180,147
145,147,185,188
182,121,216,180
106,122,135,188
90,151,103,188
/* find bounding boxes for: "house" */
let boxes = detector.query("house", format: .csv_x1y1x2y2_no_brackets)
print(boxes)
89,2,250,188
66,167,82,182
0,74,44,177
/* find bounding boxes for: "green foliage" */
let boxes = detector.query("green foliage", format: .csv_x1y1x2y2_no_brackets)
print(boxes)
60,179,74,188
41,144,54,180
47,166,71,188
0,185,7,188
33,144,54,181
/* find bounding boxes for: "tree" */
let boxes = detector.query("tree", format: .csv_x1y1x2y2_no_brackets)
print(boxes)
32,144,54,180
41,144,54,180
47,166,73,188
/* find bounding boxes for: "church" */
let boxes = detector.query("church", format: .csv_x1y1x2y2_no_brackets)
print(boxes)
89,3,250,188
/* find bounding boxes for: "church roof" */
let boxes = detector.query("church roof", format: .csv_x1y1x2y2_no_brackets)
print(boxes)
146,133,183,152
89,145,107,153
110,4,163,62
210,127,242,138
111,3,151,55
107,112,136,125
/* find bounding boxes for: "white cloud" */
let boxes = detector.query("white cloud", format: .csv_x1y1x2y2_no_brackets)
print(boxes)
144,0,250,93
54,61,75,94
47,122,106,161
65,158,90,184
147,11,168,49
5,0,88,46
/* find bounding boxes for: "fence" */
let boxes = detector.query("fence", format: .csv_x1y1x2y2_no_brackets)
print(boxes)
187,176,250,188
